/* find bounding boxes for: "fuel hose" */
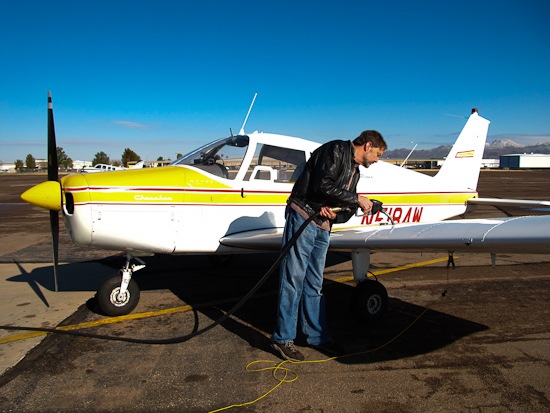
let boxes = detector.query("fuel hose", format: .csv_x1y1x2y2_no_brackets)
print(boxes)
0,208,334,344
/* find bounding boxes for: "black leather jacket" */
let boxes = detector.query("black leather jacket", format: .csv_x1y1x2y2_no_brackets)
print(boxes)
289,140,360,224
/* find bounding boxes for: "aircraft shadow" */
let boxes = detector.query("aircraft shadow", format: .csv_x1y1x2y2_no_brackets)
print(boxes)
3,230,123,293
5,248,488,365
0,230,123,265
129,252,488,365
5,256,121,293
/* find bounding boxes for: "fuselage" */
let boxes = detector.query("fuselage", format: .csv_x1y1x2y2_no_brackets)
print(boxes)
58,131,478,255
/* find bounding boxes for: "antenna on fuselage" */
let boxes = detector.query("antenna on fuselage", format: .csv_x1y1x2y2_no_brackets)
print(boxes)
239,92,257,135
400,143,418,168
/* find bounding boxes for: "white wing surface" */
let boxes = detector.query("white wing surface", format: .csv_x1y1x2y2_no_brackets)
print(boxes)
220,215,550,254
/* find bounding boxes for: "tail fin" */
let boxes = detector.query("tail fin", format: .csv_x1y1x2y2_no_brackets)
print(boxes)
434,109,490,190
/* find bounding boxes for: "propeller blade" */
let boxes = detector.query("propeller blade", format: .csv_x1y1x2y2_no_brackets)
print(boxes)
47,91,58,182
50,210,59,291
47,91,60,291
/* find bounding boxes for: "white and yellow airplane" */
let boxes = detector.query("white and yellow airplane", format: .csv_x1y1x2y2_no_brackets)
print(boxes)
80,161,144,173
22,93,550,318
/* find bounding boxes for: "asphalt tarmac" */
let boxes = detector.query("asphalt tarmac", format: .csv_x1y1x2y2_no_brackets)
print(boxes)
0,171,549,412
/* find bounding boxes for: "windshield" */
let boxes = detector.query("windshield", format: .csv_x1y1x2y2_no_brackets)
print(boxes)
169,135,249,179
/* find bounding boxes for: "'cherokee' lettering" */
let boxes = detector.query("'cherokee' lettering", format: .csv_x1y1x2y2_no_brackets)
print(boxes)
134,194,173,201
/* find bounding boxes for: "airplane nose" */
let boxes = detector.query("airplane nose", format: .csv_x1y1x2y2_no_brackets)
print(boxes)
21,181,62,211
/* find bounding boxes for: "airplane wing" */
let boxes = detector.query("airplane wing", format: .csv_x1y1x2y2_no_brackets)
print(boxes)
220,215,550,254
468,197,550,216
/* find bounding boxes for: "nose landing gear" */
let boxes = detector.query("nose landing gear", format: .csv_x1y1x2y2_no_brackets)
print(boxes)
97,254,145,316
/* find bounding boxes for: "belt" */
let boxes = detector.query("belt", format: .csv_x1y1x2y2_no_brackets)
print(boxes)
291,200,325,226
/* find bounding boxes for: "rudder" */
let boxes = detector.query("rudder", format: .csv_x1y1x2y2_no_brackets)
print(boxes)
434,109,490,190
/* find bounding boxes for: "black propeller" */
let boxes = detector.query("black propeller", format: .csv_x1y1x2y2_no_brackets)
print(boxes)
47,91,60,291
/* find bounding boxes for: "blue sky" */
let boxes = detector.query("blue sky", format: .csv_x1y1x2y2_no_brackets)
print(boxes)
1,0,549,163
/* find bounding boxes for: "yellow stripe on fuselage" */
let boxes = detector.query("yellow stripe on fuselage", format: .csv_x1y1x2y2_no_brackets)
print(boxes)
60,167,475,208
363,192,475,206
62,167,290,206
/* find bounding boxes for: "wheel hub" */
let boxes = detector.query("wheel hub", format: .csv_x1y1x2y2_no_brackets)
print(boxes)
367,294,382,314
110,287,130,307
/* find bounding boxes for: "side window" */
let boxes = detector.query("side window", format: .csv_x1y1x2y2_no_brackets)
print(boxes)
247,144,306,183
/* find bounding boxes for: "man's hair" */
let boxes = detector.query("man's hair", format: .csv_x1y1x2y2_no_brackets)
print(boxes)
353,130,387,150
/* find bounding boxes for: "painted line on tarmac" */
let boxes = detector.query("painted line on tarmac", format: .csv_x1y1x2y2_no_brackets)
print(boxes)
1,257,449,344
333,256,453,283
0,292,273,344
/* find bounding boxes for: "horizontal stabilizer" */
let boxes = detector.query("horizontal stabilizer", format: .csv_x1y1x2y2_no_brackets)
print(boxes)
468,197,550,215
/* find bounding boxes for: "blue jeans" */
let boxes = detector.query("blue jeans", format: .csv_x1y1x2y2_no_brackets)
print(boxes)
272,207,330,346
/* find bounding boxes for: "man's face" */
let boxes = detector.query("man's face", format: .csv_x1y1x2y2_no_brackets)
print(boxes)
360,142,384,168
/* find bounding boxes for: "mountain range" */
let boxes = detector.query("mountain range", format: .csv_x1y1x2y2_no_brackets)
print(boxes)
384,139,550,160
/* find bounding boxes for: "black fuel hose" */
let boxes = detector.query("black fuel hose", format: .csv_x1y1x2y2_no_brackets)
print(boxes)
0,209,329,345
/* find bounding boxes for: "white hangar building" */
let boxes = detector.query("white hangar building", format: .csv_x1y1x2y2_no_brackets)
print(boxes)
500,154,550,169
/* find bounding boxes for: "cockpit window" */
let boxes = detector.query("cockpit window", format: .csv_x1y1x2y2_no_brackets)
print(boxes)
246,144,306,182
169,135,249,180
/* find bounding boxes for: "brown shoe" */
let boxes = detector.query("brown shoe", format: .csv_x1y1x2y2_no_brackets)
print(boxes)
271,341,305,361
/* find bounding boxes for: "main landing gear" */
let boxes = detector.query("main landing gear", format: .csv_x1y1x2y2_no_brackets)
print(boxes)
97,254,145,316
350,279,388,322
349,249,389,322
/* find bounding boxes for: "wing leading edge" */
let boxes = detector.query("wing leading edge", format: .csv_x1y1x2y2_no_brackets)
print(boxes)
220,215,550,254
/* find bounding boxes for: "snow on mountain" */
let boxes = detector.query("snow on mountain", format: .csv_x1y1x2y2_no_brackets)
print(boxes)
486,139,524,149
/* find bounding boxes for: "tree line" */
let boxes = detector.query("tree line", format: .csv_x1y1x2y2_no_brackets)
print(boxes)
14,148,183,170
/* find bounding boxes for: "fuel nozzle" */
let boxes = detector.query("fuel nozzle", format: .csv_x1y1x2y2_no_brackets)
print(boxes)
371,199,384,215
357,199,395,225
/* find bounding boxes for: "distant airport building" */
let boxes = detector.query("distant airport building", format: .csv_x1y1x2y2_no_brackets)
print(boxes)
383,158,500,169
73,160,93,170
0,162,16,172
127,160,171,168
384,159,442,169
481,159,500,169
499,154,550,169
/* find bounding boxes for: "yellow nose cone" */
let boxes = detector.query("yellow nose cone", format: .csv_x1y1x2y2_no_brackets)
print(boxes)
21,181,62,211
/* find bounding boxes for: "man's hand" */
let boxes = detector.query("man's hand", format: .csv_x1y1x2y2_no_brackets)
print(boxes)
319,205,337,220
358,196,373,214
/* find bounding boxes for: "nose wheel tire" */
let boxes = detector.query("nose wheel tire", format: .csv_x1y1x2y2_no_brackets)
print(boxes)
350,280,388,323
97,275,140,316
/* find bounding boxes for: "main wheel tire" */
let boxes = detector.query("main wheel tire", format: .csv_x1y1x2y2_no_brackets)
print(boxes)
350,280,388,323
97,275,140,316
